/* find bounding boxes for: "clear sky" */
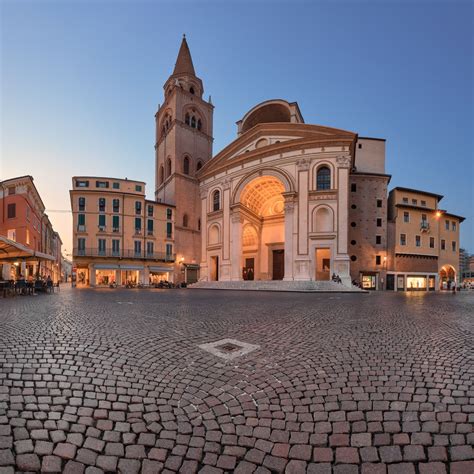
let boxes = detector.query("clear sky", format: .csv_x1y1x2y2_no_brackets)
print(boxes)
1,0,472,256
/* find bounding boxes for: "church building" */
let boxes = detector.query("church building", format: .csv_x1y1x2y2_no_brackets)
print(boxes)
154,37,462,289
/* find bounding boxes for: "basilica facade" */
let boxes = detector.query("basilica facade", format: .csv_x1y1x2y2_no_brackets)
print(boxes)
154,37,462,289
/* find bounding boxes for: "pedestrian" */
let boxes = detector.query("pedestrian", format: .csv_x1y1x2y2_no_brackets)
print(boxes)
452,281,456,294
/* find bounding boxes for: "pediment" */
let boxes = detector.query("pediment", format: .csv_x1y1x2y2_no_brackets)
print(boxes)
198,122,357,178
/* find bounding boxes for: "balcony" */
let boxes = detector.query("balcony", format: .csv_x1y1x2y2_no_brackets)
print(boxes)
72,247,175,262
77,225,86,232
420,221,430,232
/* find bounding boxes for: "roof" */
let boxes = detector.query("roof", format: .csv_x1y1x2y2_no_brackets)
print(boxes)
0,175,46,211
438,211,466,223
72,176,146,184
173,35,195,76
390,187,444,201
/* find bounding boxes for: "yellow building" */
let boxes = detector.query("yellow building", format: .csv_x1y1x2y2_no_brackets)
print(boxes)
387,187,464,291
70,177,175,287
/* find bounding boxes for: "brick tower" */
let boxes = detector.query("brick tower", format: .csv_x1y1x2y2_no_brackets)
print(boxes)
155,36,214,283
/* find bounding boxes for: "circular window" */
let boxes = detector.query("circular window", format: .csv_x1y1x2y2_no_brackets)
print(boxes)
350,255,357,261
351,222,356,227
351,240,356,245
351,204,357,209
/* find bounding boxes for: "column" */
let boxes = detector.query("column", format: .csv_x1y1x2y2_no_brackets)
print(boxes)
283,199,295,281
200,188,208,280
230,211,243,280
223,179,231,261
297,159,310,255
88,263,96,286
334,155,352,286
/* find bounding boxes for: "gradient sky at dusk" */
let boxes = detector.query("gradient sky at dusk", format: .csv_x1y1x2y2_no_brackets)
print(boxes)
1,0,472,255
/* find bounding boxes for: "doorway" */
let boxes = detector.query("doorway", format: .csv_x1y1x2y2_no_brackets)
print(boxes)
315,248,331,280
272,250,284,280
210,256,219,281
244,258,255,280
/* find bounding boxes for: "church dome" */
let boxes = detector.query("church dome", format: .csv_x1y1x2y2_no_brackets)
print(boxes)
237,99,304,135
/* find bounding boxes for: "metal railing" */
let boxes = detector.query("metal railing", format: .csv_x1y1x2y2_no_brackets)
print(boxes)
73,247,175,262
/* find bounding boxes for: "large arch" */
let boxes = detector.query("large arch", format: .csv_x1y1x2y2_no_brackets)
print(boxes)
232,168,295,207
439,264,456,290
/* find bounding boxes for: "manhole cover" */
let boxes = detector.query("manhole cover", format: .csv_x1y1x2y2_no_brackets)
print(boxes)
198,338,260,361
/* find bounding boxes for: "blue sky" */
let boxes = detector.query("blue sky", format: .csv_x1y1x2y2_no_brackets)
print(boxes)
1,0,472,254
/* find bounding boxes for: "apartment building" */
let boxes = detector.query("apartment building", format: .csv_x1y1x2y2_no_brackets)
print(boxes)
386,187,464,291
0,175,62,281
70,176,175,286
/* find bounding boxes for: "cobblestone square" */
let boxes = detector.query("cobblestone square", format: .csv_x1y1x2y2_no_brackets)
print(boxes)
0,288,473,473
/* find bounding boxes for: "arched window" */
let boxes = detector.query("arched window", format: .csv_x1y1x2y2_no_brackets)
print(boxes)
189,87,195,95
316,166,331,190
185,113,190,126
183,214,188,227
212,190,220,212
159,165,164,184
191,116,196,128
166,158,172,178
197,119,202,131
183,156,190,175
196,160,203,171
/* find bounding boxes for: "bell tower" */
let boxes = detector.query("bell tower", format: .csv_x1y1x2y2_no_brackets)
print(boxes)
155,36,214,283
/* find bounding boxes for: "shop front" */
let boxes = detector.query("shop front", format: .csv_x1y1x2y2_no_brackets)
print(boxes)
361,273,378,290
149,265,173,284
386,272,437,291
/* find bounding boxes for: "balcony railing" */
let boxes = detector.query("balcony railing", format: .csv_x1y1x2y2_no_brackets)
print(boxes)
73,247,175,262
420,221,430,232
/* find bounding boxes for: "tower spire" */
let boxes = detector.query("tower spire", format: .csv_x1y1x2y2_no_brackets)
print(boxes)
173,35,196,76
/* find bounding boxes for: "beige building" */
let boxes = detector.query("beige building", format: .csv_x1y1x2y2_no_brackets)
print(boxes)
70,177,175,286
386,187,464,291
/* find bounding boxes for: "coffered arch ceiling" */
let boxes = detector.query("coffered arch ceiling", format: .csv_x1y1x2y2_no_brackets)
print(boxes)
240,176,285,217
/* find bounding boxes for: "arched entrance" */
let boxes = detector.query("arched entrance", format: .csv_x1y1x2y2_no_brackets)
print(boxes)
439,265,456,290
238,176,286,280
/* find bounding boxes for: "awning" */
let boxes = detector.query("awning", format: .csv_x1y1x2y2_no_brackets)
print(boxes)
34,251,55,262
149,266,172,272
94,264,120,270
0,236,34,261
119,265,144,271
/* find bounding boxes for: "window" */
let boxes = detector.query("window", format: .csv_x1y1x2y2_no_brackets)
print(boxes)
441,239,446,250
8,186,15,195
98,198,106,212
7,229,16,241
402,197,408,203
351,183,357,192
112,215,119,232
183,156,190,175
98,214,106,229
198,218,201,231
166,222,172,238
147,205,154,217
135,185,142,192
430,237,435,248
350,255,357,261
376,235,381,245
316,167,331,190
400,234,406,246
196,161,203,171
113,199,120,213
351,240,357,245
166,244,173,258
7,203,16,219
112,239,120,256
78,214,86,228
159,165,164,184
376,218,382,227
134,241,141,256
197,119,202,131
358,143,362,149
377,199,382,208
166,158,172,177
147,219,154,235
135,217,142,233
78,238,86,253
79,197,85,211
183,214,188,227
412,199,417,205
135,201,142,214
212,190,221,211
421,200,426,207
189,87,195,95
376,255,381,265
96,181,109,188
415,235,421,247
452,221,456,231
351,222,356,227
185,113,190,126
404,212,410,223
147,241,154,256
98,239,106,256
452,241,456,252
351,204,357,209
113,182,120,189
191,116,196,128
76,180,89,187
445,220,449,230
166,208,172,220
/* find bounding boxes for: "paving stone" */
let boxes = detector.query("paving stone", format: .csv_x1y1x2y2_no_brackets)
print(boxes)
63,460,86,474
418,463,447,474
41,455,63,473
16,453,41,471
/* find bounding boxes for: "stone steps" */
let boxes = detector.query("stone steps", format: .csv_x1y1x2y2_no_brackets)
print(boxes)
189,280,367,293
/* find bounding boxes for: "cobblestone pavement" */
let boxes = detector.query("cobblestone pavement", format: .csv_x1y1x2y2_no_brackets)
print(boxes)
0,287,473,474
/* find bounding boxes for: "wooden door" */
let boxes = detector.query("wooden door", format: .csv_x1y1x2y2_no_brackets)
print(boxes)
272,250,284,280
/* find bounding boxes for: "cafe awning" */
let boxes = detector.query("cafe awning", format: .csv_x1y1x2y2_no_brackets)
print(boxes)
0,236,34,261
